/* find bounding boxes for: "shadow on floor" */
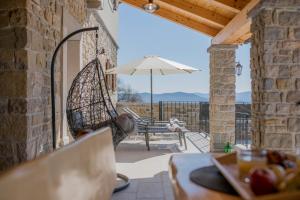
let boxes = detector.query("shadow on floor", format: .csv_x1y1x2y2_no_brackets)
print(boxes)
115,141,178,163
112,171,174,200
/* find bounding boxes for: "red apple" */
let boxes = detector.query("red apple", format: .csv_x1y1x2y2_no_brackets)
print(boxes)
249,168,278,195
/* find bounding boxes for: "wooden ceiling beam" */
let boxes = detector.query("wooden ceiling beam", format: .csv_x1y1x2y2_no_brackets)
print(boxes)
159,0,231,28
212,0,259,44
212,0,251,13
122,0,221,37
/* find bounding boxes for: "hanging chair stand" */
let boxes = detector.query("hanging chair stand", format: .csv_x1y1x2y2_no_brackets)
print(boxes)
50,26,130,193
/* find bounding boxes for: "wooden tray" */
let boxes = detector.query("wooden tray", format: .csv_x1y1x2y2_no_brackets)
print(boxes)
212,153,300,200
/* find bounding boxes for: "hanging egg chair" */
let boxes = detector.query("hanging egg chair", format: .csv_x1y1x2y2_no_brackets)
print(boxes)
66,58,134,147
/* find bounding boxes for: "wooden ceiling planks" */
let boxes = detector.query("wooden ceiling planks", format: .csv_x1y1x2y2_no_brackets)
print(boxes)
122,0,221,37
188,0,238,18
159,0,231,28
210,0,251,13
212,0,259,44
157,1,223,30
121,0,257,44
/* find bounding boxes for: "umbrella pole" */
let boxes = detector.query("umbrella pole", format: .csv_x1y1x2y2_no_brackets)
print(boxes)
150,69,153,124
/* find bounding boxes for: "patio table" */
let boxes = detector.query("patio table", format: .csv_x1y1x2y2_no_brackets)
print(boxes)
169,153,241,200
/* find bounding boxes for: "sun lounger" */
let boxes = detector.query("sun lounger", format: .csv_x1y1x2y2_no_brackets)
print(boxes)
123,107,188,150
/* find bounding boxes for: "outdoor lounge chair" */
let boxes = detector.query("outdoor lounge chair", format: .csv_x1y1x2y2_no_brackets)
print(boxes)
123,107,188,150
123,107,186,126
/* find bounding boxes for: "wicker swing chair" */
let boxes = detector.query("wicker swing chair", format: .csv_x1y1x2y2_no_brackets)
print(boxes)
66,58,134,148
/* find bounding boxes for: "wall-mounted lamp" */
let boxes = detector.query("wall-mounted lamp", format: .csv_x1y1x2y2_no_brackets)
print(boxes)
236,62,243,76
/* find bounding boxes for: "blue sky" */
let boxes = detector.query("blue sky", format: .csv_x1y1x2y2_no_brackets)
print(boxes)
118,4,251,94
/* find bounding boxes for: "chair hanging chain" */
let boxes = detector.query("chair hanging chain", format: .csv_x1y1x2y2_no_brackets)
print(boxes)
95,29,99,58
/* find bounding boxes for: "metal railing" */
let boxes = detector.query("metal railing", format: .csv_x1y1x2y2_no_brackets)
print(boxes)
158,101,209,133
158,101,251,145
235,112,251,146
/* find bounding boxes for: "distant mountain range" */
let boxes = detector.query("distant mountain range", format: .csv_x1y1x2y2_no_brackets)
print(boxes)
235,92,252,103
136,91,251,103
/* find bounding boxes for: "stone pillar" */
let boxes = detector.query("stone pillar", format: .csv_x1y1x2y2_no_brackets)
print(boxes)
250,0,300,152
0,0,33,170
0,0,87,171
208,44,237,152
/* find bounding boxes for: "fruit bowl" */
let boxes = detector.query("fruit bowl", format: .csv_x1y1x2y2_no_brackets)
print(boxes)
212,152,300,200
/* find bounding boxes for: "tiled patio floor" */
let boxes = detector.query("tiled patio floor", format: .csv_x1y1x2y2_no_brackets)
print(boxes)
111,133,202,200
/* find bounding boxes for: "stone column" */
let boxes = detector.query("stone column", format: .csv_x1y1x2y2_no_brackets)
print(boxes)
0,0,87,171
208,44,237,152
0,0,33,171
250,0,300,152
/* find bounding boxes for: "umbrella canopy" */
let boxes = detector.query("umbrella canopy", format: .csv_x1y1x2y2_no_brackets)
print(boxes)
106,55,199,75
106,55,200,122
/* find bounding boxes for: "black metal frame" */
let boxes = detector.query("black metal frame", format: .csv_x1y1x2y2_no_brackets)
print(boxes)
235,112,251,146
50,26,129,193
158,101,209,133
51,27,99,149
158,101,251,146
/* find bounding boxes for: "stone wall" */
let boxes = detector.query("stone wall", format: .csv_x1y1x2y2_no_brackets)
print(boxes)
250,0,300,152
208,44,237,152
0,0,119,171
0,0,118,170
81,11,118,104
0,0,27,170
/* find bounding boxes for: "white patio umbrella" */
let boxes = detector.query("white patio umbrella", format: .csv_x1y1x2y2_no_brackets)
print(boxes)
106,55,200,121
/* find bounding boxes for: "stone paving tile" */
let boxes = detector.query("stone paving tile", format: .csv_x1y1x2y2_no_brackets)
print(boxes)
162,174,171,186
137,182,164,199
162,178,174,200
164,187,173,194
112,138,199,200
162,180,172,189
164,194,175,200
112,192,136,200
137,198,164,200
125,180,139,193
163,188,174,200
138,175,162,183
